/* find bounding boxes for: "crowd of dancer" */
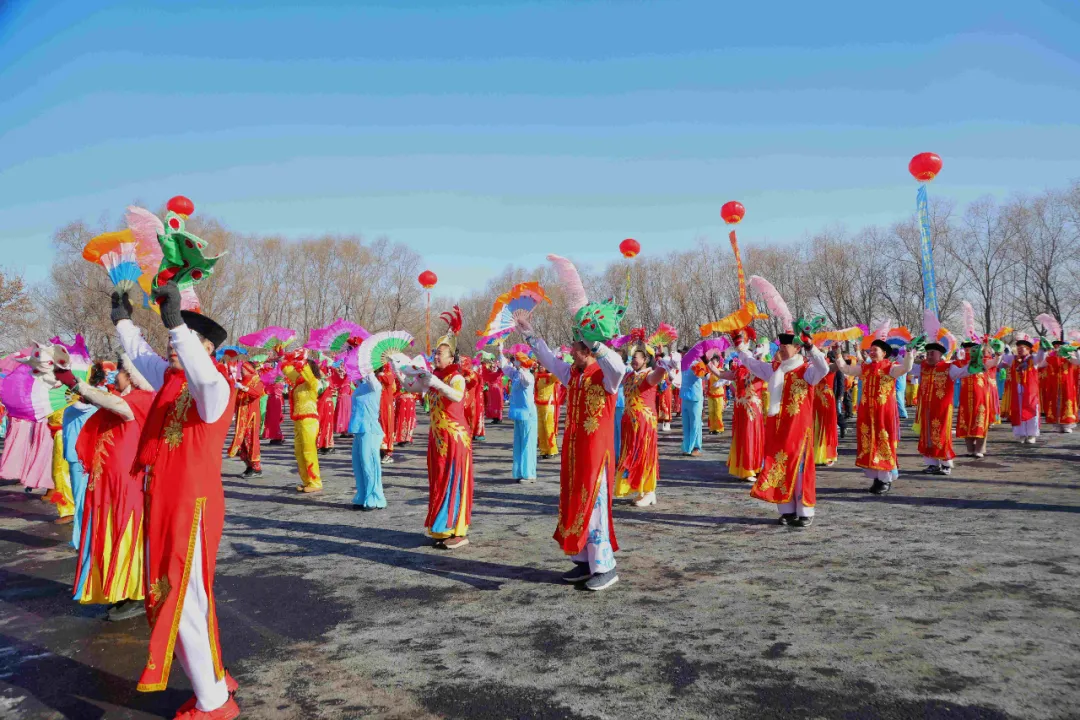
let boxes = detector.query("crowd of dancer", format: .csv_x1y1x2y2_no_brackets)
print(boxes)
2,263,1078,719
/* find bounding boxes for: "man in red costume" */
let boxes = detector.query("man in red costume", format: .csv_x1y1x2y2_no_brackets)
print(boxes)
262,372,285,445
735,326,829,527
377,362,397,464
1044,340,1079,432
316,362,339,455
516,284,627,592
227,360,265,477
113,284,240,720
481,358,504,423
1001,337,1047,444
911,341,989,475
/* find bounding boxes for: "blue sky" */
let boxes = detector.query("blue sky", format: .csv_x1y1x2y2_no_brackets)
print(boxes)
2,0,1078,297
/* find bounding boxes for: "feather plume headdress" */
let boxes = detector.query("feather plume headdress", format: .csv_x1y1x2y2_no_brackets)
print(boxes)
1035,313,1062,341
546,254,625,343
435,305,463,353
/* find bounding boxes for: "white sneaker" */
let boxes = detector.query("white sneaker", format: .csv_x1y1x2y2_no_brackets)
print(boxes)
633,492,656,507
974,452,985,459
1064,427,1074,434
745,475,757,483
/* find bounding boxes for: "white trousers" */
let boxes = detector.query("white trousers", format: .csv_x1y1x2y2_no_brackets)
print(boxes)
1012,417,1040,439
922,455,953,468
175,510,229,712
862,468,898,483
778,468,814,518
571,478,616,574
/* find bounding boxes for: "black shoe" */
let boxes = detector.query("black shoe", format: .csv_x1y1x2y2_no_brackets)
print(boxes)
562,562,592,584
107,599,146,622
793,516,814,528
870,480,892,495
241,468,262,478
778,513,797,526
269,439,284,446
925,465,942,475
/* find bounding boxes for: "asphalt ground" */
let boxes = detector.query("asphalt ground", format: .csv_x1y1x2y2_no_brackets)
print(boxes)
1,406,1078,719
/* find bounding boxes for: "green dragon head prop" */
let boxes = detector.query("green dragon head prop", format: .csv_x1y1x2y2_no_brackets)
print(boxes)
792,316,826,344
573,299,627,345
152,198,224,292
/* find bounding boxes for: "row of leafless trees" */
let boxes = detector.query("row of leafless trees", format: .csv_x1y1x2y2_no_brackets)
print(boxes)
2,180,1077,358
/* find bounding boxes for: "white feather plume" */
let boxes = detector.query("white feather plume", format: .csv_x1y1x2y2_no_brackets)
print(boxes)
1068,329,1080,343
1034,313,1061,340
546,255,589,314
922,309,941,341
870,318,891,341
748,275,793,332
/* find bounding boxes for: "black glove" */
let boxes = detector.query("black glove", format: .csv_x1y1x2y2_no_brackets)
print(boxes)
152,281,183,330
110,291,133,325
54,368,78,388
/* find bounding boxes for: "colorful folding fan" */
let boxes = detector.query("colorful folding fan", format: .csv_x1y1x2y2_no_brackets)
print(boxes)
681,338,730,371
306,319,371,354
238,326,297,352
345,330,414,380
647,322,679,348
475,281,552,347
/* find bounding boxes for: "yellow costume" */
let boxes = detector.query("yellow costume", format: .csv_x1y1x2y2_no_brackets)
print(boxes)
706,375,726,433
283,362,322,490
48,409,75,518
535,371,559,456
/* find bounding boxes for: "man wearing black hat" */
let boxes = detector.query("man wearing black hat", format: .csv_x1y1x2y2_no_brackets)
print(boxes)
955,340,999,458
835,337,916,495
1044,340,1080,433
1000,338,1047,445
735,329,829,527
909,341,984,475
112,282,240,720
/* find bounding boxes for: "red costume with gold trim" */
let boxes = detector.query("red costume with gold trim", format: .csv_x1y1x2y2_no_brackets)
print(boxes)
377,364,397,453
1044,355,1079,425
227,362,265,470
728,365,764,479
751,363,816,508
856,360,899,472
460,361,485,440
424,365,473,537
555,362,619,556
915,360,957,462
135,365,236,692
316,369,342,450
811,370,838,465
614,369,659,497
1005,356,1040,426
956,357,992,439
395,392,417,444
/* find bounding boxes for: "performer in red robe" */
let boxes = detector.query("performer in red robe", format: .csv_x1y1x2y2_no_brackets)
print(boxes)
227,361,265,476
737,330,829,527
460,357,486,442
481,361,504,423
377,363,397,463
114,283,240,719
1044,341,1079,432
394,390,417,444
912,342,984,475
811,352,839,467
708,359,764,482
836,338,915,495
1001,338,1047,444
418,320,474,549
656,367,674,433
335,372,354,436
955,341,998,458
615,343,666,506
316,363,339,454
517,284,627,592
262,376,285,445
57,355,154,621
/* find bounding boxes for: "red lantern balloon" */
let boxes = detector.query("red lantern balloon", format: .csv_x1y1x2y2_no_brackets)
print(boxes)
720,201,745,225
418,270,438,289
167,195,195,217
908,153,943,183
619,238,640,258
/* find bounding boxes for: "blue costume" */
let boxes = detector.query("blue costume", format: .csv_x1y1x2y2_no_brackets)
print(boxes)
350,374,386,509
61,402,96,550
502,358,537,481
680,368,704,453
614,381,626,460
895,372,908,419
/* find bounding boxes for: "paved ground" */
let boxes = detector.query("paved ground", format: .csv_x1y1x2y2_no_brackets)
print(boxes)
2,407,1079,720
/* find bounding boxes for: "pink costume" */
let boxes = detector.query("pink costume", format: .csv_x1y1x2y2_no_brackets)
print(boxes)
335,380,354,434
0,417,32,480
15,419,54,489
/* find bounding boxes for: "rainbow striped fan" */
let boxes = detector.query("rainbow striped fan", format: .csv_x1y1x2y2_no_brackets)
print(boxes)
647,322,679,348
345,330,414,380
306,319,370,354
238,326,297,352
475,281,552,349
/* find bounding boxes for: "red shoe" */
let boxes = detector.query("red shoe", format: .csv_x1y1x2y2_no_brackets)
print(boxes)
175,671,239,715
174,697,240,719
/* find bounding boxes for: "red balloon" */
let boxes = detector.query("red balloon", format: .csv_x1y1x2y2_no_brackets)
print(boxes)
418,270,438,289
721,201,745,225
909,153,943,183
619,238,640,258
167,195,195,216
